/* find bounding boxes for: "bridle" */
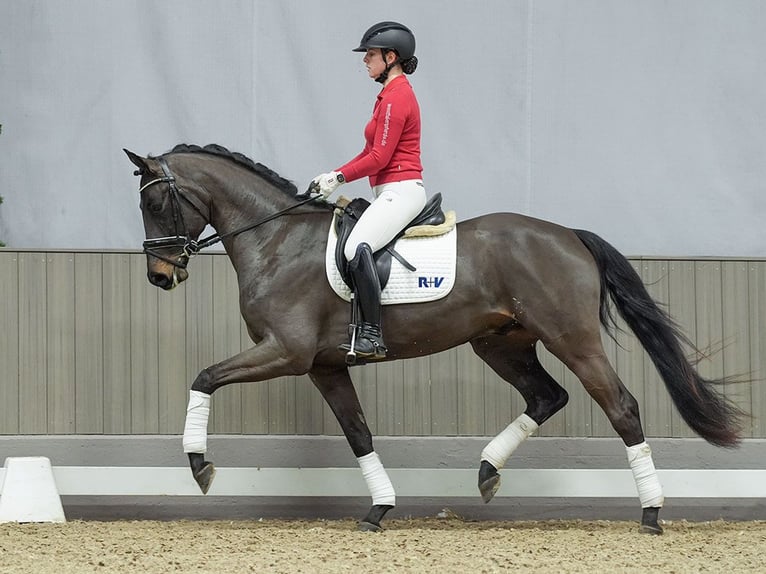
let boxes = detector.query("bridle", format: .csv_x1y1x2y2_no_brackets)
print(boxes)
138,156,321,269
138,157,207,268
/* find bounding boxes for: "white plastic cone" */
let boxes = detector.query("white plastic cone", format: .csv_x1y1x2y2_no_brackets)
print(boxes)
0,457,66,523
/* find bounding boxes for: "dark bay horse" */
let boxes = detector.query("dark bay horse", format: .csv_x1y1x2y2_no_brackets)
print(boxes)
125,144,742,534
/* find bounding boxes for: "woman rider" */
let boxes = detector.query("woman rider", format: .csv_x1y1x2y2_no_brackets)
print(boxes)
308,21,425,360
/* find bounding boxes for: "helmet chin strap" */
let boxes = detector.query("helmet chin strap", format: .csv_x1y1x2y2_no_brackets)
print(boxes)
375,49,399,84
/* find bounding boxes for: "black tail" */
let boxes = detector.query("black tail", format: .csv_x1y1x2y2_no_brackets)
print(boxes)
573,229,743,447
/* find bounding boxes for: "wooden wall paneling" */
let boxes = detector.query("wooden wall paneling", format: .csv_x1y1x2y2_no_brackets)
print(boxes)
267,375,297,435
429,349,458,435
694,261,725,398
402,356,432,435
295,373,325,435
748,262,766,437
183,255,214,385
46,253,76,434
666,260,697,438
156,281,188,435
129,254,159,433
721,261,753,436
102,253,132,433
0,252,19,434
457,344,485,436
4,252,766,440
210,255,243,434
375,360,405,436
74,253,104,433
641,260,673,438
240,319,270,435
183,256,215,434
17,252,48,434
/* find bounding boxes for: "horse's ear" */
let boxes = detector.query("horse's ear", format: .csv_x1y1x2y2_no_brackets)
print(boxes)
124,148,148,175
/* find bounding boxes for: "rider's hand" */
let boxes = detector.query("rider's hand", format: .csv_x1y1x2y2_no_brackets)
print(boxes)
307,171,345,198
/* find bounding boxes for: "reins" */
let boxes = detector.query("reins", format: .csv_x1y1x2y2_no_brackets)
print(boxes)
191,194,321,253
138,157,325,268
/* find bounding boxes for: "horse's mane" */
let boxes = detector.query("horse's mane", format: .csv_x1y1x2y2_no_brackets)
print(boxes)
165,143,298,196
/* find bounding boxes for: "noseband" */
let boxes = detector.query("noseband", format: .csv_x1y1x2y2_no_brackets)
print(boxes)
138,157,323,269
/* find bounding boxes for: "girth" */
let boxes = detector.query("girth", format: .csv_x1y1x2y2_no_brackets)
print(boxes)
334,193,447,288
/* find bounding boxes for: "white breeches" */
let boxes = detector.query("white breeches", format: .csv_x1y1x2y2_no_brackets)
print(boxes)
344,179,427,260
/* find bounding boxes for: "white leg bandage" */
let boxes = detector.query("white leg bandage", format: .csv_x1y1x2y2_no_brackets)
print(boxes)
357,452,396,506
183,390,211,453
626,441,664,508
481,413,538,470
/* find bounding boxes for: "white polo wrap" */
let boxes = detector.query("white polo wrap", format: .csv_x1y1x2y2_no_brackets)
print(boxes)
481,413,539,470
626,441,664,508
183,390,211,453
357,452,396,506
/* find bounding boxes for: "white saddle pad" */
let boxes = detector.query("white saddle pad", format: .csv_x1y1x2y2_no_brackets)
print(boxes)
325,221,457,305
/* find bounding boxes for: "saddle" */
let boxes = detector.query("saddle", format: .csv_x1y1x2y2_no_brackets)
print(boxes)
334,193,448,288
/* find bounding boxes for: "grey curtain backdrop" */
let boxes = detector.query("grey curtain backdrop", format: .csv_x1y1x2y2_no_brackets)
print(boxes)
1,0,764,256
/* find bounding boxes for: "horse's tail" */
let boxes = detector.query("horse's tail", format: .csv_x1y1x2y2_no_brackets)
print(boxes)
573,228,743,447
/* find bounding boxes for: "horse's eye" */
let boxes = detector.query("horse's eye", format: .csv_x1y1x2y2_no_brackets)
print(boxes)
148,201,164,214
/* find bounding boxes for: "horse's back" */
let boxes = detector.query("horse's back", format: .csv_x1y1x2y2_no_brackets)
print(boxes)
456,211,596,272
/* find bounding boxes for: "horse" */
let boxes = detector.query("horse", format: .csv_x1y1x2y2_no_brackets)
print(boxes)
124,143,743,534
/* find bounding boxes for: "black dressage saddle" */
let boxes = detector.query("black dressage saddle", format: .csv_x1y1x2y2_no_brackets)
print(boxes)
334,193,446,289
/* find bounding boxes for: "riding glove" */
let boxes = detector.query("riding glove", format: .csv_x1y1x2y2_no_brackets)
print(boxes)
309,171,345,197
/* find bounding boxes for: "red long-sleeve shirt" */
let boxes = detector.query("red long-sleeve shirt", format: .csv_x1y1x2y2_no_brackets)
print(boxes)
337,75,422,187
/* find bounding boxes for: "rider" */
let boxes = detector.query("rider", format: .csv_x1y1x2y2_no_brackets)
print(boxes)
308,21,426,360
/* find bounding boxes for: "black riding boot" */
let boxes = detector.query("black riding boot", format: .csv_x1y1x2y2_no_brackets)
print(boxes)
341,243,387,360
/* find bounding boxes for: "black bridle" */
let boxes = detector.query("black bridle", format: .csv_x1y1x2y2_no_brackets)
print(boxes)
138,157,321,269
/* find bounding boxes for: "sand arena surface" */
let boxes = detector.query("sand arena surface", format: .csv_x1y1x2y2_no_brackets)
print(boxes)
1,517,765,573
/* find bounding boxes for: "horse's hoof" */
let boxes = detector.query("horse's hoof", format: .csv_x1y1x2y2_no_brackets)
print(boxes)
639,506,663,535
188,453,216,494
478,460,501,503
639,523,664,535
359,504,393,531
358,521,383,532
193,461,216,494
479,474,501,503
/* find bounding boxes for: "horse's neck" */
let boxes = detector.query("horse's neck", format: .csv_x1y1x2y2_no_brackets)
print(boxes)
205,171,296,237
200,169,327,275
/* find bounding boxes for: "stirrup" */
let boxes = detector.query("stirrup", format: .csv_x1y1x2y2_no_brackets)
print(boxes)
339,323,387,361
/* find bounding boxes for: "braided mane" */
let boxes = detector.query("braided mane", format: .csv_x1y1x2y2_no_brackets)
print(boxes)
167,143,298,196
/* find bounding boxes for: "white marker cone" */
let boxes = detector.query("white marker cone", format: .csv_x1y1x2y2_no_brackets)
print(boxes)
0,457,66,523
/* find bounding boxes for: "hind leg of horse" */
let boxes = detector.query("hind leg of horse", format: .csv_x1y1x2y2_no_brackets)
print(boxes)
470,336,569,503
547,335,664,534
309,366,395,532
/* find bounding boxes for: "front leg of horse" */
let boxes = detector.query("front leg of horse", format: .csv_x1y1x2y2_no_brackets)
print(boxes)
182,343,311,495
309,367,395,531
183,389,216,493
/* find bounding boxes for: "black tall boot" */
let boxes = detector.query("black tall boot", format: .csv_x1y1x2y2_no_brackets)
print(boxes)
340,243,387,360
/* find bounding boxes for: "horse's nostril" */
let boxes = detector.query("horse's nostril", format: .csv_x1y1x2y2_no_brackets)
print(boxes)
148,271,171,289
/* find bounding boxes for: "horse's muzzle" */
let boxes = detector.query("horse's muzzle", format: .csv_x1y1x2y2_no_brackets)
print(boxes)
147,264,189,290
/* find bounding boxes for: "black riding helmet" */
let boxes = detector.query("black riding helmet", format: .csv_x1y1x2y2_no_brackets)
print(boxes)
353,21,418,83
353,21,416,59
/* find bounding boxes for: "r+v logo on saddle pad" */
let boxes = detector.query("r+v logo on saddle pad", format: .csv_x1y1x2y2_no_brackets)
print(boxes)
418,276,445,288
